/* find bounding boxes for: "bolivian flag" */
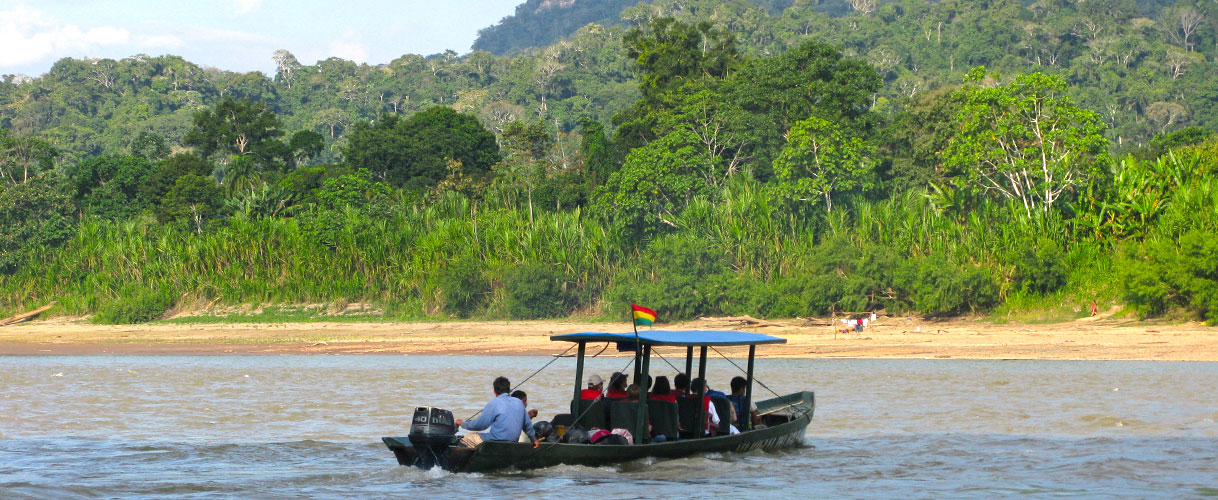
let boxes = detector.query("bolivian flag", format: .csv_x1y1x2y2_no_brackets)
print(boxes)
632,304,657,326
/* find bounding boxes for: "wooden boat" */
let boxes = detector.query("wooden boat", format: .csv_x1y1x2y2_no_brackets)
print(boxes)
382,330,815,473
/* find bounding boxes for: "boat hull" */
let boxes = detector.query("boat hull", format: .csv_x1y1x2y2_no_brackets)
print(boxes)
383,391,814,473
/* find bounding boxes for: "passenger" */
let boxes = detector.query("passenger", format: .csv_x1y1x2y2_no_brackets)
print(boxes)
689,378,720,434
512,390,540,443
701,379,727,399
511,390,539,419
726,376,761,430
650,376,677,403
580,374,604,400
454,376,539,449
606,372,629,399
673,372,691,395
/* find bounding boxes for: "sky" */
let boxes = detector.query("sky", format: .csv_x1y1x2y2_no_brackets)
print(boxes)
0,0,523,77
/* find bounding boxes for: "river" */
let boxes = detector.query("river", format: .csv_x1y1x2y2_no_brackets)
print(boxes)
2,355,1216,498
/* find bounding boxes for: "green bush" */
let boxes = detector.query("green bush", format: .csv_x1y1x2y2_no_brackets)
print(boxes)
900,255,1000,316
437,254,490,318
95,287,174,324
608,233,730,321
1120,229,1218,324
503,263,578,319
1006,237,1066,294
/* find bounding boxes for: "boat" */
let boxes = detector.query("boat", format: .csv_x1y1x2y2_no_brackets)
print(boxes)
382,330,815,473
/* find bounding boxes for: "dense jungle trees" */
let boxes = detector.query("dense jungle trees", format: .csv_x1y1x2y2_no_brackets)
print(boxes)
1,4,1217,325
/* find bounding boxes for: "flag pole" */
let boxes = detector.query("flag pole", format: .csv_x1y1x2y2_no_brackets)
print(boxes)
631,303,642,385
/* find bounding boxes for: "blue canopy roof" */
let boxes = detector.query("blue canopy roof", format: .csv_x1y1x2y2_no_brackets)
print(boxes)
550,330,786,347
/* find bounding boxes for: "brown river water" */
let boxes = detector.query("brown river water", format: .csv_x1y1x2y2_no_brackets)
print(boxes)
2,354,1217,499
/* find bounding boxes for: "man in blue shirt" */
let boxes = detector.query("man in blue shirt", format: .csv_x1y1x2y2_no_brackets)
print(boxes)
455,376,539,448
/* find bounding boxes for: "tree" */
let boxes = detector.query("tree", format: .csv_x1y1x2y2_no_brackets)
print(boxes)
71,155,157,220
594,128,718,236
183,98,286,170
945,68,1110,218
288,130,324,167
772,116,874,213
128,131,170,160
272,50,302,89
157,174,224,233
0,130,58,187
141,152,213,204
498,120,554,221
0,176,75,274
343,107,499,190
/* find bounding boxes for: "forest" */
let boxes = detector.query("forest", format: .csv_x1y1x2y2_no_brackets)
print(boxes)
0,0,1216,324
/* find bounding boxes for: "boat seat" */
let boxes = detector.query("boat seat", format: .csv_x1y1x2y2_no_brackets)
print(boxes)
646,400,679,440
571,398,609,430
608,400,648,443
676,396,701,437
711,397,733,435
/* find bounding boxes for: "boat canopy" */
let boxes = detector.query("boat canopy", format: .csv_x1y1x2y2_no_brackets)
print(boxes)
550,330,785,347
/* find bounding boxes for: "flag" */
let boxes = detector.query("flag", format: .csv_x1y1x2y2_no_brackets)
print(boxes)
631,304,657,326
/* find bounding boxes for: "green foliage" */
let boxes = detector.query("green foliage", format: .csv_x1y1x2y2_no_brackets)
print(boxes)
503,262,579,319
71,155,157,220
1005,238,1067,295
0,176,76,274
437,253,491,318
609,233,731,320
595,129,719,236
95,286,174,324
1120,229,1218,324
184,98,287,170
156,174,224,232
129,131,170,160
901,257,1002,316
142,152,214,204
472,0,639,55
945,69,1110,218
343,108,499,190
772,115,875,213
0,131,59,187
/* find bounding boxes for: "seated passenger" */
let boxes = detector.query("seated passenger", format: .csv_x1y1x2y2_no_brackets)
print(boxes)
725,376,761,430
511,390,539,419
688,378,721,434
605,372,629,399
650,376,677,402
580,374,604,400
674,372,691,395
455,376,539,449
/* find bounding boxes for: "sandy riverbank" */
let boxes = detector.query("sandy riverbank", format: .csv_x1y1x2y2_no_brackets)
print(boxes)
0,315,1215,360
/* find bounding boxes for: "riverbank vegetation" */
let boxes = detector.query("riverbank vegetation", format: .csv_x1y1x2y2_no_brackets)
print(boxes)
2,2,1217,325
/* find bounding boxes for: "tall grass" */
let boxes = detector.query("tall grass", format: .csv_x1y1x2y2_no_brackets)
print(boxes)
0,174,1178,322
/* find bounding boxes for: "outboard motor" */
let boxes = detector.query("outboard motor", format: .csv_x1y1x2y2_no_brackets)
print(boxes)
408,406,457,469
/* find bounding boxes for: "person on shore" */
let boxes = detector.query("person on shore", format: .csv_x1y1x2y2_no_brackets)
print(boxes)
455,376,538,449
650,376,676,403
606,372,629,399
580,374,604,400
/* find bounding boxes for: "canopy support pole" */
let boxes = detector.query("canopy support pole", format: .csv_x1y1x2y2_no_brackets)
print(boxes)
572,341,586,415
694,345,708,438
744,344,755,431
685,346,693,381
635,344,651,444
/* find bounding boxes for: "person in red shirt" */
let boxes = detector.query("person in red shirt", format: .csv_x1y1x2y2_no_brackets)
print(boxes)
605,372,629,399
650,376,677,403
579,374,604,400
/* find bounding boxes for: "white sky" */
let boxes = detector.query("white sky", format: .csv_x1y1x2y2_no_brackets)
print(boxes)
0,0,522,76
